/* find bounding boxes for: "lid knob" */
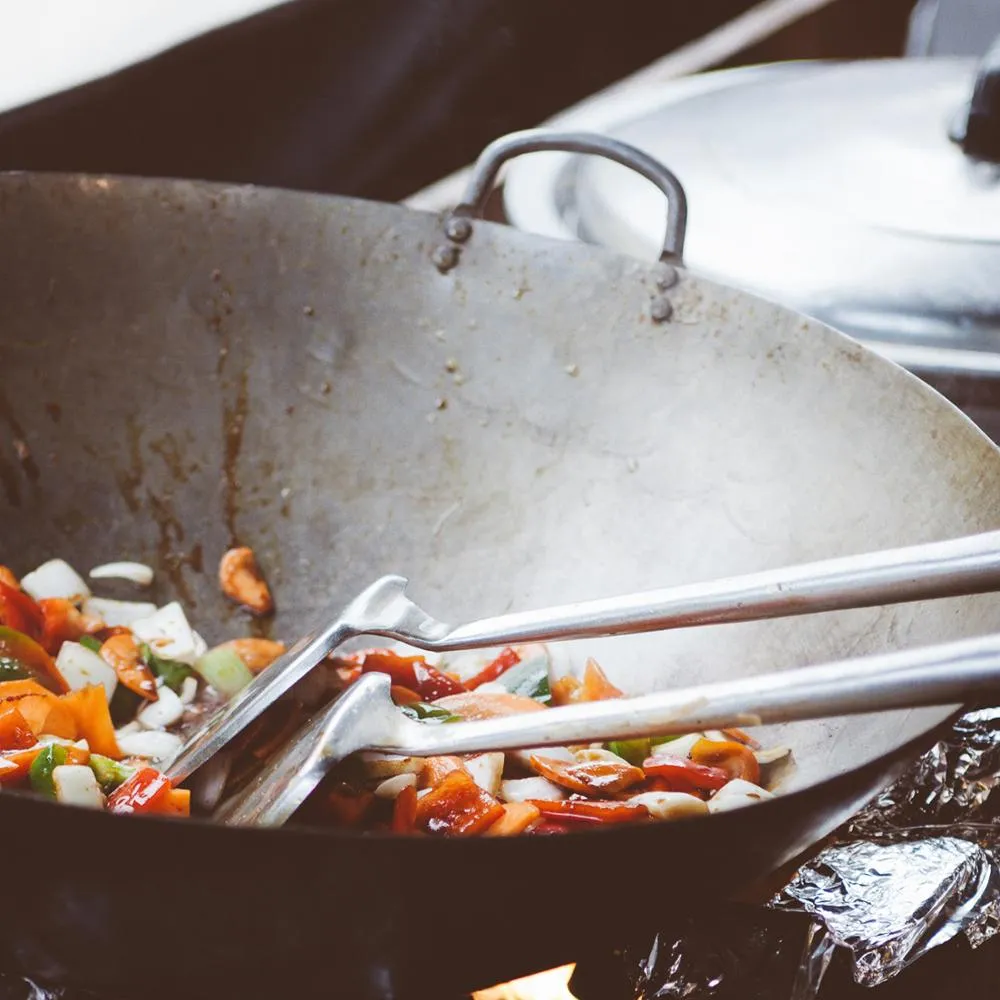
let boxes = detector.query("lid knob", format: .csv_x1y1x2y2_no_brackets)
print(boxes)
951,34,1000,163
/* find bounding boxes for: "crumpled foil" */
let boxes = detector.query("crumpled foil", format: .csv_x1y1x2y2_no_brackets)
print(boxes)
629,705,1000,1000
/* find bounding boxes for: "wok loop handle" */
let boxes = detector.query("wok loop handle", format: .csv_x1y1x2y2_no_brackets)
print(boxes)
451,130,688,264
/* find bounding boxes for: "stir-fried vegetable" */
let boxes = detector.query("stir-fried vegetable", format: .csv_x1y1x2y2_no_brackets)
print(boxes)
193,647,253,696
30,744,68,797
0,551,788,833
0,626,68,692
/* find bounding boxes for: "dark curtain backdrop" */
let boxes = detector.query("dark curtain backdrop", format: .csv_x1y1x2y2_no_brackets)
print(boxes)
0,0,915,200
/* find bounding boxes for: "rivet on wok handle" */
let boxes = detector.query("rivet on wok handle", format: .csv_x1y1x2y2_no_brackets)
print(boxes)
448,129,690,265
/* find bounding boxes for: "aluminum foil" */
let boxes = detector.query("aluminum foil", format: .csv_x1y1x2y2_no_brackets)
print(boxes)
630,705,1000,1000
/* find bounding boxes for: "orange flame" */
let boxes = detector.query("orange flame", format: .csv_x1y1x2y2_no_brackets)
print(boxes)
473,963,578,1000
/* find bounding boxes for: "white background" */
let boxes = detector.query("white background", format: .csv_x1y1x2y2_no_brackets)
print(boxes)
0,0,291,114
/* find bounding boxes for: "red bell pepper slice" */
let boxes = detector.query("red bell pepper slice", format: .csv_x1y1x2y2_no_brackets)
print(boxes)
38,598,99,655
411,663,465,700
465,647,521,690
0,626,69,693
415,769,504,836
527,799,650,824
0,584,44,642
347,648,467,701
0,704,36,751
106,767,173,815
642,756,730,795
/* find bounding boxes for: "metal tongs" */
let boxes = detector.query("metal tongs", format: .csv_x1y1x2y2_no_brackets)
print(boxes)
164,530,1000,825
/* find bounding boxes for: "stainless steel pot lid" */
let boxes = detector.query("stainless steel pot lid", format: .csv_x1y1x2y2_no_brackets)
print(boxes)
503,58,1000,377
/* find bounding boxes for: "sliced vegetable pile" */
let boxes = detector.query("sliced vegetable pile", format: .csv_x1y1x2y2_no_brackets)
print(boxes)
1,553,790,834
0,554,282,815
297,646,790,836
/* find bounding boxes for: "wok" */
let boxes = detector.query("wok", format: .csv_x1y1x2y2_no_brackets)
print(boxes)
3,132,1000,999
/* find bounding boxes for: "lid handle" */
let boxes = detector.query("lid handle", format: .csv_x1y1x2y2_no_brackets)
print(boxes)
950,34,1000,163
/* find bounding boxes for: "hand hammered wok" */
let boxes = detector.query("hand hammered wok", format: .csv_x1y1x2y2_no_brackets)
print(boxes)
5,130,1000,999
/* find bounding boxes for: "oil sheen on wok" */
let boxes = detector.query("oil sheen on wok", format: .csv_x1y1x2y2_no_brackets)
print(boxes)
0,551,788,833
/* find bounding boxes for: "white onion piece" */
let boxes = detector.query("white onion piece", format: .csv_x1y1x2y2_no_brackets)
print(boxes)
628,791,708,820
359,752,425,779
464,752,505,796
83,597,157,628
21,559,90,603
374,773,418,800
116,729,183,769
55,641,117,700
574,748,631,765
499,776,567,803
755,745,792,765
178,675,199,705
53,765,105,809
88,562,154,586
131,602,198,664
649,733,703,761
137,684,184,730
473,681,508,694
191,631,208,661
708,779,774,813
38,734,83,747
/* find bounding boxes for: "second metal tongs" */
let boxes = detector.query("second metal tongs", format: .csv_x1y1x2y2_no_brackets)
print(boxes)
168,528,1000,790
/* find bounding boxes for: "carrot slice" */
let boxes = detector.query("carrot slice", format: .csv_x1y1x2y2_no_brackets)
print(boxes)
392,784,418,833
162,788,191,816
484,802,541,837
579,658,623,701
61,686,120,758
0,678,56,702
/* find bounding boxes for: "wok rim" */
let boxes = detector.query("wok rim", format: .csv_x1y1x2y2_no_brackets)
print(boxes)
0,167,977,857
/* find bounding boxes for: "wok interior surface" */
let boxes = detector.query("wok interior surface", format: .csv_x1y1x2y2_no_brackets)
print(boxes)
3,174,1000,996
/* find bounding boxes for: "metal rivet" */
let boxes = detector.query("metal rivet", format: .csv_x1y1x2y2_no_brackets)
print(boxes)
431,244,461,274
444,216,473,243
656,266,678,291
650,297,673,323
